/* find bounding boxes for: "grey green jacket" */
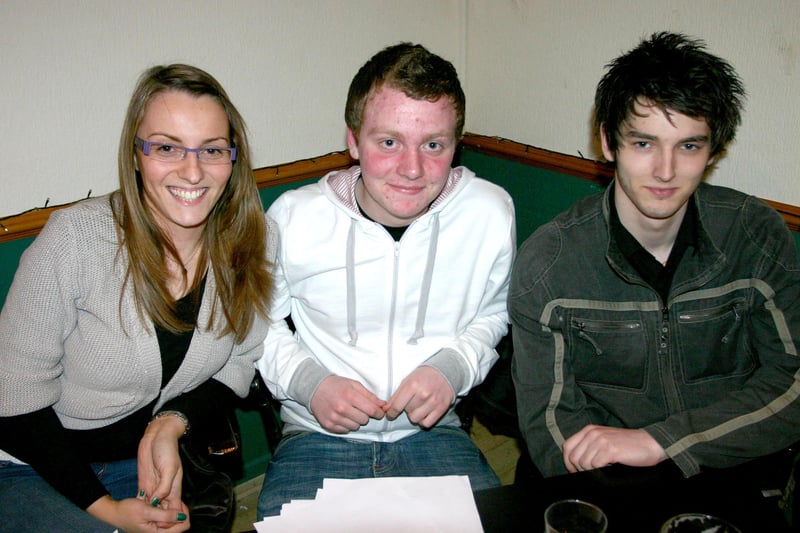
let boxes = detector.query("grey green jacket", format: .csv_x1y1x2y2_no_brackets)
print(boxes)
510,182,800,478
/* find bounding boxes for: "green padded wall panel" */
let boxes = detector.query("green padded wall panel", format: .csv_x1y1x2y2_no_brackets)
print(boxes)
456,150,606,243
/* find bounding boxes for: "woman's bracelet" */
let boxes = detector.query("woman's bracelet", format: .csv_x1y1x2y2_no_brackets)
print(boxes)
151,410,191,436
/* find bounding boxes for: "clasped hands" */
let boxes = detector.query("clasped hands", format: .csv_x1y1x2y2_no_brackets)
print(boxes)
89,415,191,532
86,414,190,532
309,366,454,434
562,424,667,474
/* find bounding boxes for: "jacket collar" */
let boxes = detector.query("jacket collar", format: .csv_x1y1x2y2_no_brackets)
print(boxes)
602,182,727,302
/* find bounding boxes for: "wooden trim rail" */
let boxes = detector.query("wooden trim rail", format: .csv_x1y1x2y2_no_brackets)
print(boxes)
1,132,797,243
462,133,614,186
253,150,355,189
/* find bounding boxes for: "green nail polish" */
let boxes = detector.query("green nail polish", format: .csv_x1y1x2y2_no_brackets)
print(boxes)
177,513,187,521
150,497,160,507
138,489,145,497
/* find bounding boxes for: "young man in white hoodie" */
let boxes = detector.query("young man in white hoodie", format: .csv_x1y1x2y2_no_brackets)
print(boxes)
257,42,516,517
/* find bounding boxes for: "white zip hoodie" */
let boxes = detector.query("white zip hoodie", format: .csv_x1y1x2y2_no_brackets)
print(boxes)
258,165,516,442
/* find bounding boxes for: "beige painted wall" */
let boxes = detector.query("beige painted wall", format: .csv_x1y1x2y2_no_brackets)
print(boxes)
0,0,466,217
466,0,800,207
2,0,798,218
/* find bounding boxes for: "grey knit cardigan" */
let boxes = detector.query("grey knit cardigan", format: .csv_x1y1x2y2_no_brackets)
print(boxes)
0,195,274,430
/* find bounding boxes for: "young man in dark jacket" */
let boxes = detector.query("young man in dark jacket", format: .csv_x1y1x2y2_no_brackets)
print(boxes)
510,32,800,479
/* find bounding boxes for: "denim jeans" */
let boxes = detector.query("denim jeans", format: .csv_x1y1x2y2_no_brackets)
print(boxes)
0,458,138,533
257,425,500,518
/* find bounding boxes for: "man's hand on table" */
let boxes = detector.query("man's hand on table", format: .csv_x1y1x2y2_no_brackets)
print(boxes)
562,424,667,473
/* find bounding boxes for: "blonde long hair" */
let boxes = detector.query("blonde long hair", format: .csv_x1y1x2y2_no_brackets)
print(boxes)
113,64,271,343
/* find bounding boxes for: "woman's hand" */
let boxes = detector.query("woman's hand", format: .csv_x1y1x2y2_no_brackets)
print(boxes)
137,413,188,527
87,494,190,532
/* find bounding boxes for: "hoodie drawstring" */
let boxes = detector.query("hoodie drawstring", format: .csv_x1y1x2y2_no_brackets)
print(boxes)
407,213,439,344
346,221,358,346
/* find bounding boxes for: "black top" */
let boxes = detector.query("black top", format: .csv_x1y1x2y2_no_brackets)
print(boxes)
356,196,409,242
609,188,699,304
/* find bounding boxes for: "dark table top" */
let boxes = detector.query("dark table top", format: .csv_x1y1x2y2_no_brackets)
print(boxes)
474,457,793,532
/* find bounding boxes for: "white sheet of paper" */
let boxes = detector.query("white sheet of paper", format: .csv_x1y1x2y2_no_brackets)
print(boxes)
253,475,483,533
278,498,315,517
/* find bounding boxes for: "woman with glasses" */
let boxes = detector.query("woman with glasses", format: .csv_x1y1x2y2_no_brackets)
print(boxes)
0,64,273,532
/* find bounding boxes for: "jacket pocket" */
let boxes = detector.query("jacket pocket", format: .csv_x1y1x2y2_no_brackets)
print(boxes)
569,317,647,389
676,299,754,382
